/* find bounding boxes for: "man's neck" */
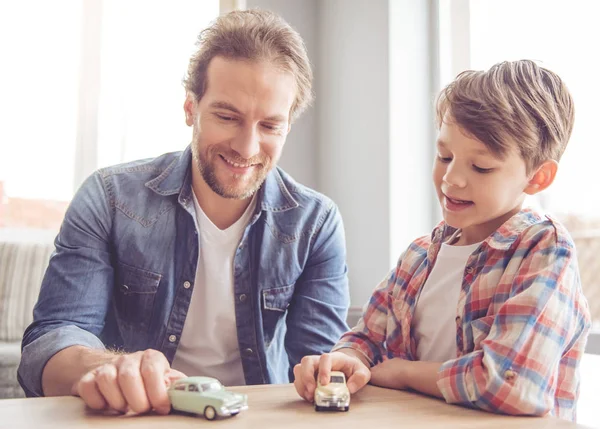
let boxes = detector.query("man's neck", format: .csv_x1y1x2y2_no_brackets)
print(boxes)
191,166,254,230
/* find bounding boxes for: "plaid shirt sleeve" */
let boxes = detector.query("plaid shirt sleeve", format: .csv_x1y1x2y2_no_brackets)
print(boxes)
437,224,591,418
332,238,429,364
331,270,394,365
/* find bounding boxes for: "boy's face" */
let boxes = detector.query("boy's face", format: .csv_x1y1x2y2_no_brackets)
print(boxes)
432,117,531,245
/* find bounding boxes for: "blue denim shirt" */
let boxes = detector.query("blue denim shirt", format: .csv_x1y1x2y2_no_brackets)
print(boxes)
19,146,350,396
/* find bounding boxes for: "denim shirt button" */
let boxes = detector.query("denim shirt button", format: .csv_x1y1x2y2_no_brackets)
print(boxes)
239,293,247,302
243,348,253,356
168,335,177,343
183,281,191,289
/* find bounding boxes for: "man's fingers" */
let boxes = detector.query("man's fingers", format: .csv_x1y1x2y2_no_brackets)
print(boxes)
139,350,172,415
76,371,107,410
95,364,127,412
117,356,151,414
165,368,187,387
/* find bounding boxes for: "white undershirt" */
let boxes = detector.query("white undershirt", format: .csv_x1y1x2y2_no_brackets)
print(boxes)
171,193,256,386
412,238,481,362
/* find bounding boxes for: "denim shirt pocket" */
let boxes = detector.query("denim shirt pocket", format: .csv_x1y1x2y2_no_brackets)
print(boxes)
114,262,161,338
261,284,295,347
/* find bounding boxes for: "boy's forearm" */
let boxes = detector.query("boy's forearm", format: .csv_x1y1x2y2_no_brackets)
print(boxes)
402,361,444,399
370,358,444,399
42,345,119,396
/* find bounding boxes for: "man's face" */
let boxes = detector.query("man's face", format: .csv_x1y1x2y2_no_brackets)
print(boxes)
185,57,296,199
432,116,532,244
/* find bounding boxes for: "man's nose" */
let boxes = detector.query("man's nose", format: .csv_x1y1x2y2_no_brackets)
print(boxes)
230,124,261,160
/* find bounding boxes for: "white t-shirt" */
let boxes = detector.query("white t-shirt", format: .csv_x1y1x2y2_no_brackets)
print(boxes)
171,193,256,386
412,238,481,362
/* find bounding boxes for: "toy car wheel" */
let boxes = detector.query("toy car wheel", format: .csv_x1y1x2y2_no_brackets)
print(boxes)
315,405,324,412
204,406,217,420
344,406,349,412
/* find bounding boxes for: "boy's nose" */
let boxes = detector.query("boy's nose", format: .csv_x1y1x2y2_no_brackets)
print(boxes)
443,164,467,188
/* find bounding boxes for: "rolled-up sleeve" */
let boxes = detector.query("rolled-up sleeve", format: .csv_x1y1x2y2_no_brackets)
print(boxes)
18,325,106,396
332,269,397,365
18,172,115,397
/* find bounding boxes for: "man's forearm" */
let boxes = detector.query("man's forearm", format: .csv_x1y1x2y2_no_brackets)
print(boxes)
42,345,119,396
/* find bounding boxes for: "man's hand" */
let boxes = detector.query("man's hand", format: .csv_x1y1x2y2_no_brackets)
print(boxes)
72,349,186,415
292,350,371,402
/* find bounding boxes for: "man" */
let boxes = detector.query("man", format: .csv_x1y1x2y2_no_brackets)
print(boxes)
19,9,349,415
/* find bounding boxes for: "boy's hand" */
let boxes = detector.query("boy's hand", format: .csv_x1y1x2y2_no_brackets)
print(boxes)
293,350,371,402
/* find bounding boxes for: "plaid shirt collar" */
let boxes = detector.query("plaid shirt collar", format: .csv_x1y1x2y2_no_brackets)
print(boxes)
431,208,545,251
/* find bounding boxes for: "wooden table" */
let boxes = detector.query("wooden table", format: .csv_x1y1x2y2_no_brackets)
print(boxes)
1,384,594,428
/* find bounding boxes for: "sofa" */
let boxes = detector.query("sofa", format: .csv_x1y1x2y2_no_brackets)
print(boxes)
0,237,54,398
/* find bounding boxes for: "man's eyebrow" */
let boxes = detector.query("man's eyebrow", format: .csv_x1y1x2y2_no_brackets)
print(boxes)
264,114,287,122
209,101,241,114
209,101,286,122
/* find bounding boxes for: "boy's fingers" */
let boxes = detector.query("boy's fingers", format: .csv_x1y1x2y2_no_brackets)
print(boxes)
318,353,333,385
346,363,371,394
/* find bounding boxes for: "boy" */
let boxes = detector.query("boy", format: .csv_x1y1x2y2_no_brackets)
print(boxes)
293,60,591,421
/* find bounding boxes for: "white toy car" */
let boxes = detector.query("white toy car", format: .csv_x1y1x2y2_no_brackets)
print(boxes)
314,371,350,411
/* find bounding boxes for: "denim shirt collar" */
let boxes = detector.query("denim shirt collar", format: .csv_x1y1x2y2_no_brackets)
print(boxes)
431,208,544,251
144,145,299,213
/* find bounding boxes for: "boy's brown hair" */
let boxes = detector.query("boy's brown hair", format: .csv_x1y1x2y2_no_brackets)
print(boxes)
436,60,575,172
183,9,313,123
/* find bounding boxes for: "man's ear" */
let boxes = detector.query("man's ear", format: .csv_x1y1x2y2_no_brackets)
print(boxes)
524,159,558,195
183,93,197,127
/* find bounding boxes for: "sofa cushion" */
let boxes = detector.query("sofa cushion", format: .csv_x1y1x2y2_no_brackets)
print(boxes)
0,342,24,398
0,240,54,341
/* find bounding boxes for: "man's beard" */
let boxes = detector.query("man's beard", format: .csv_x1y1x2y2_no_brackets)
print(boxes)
193,145,270,200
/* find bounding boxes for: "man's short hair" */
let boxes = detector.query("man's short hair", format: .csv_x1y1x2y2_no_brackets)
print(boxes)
184,9,313,122
436,60,575,172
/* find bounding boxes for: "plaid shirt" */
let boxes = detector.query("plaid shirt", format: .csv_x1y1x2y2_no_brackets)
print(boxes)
334,209,591,421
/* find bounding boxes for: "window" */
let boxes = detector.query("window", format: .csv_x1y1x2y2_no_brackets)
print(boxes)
0,0,219,234
439,0,600,329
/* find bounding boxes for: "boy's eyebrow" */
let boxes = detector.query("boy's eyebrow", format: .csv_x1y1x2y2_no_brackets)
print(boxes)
437,139,493,157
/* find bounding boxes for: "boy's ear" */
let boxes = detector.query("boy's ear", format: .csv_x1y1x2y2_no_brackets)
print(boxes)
524,159,558,195
183,93,197,127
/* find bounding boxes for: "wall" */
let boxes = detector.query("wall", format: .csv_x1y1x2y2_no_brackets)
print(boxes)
247,0,437,306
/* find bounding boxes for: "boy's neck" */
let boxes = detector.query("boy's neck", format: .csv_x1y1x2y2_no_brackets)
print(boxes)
452,205,523,246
